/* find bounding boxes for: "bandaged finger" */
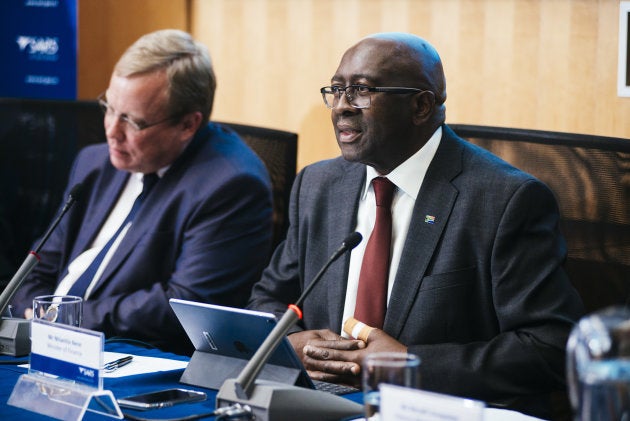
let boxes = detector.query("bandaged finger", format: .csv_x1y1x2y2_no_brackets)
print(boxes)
343,317,375,342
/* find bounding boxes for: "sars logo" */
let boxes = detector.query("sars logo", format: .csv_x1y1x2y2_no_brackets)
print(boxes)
78,366,95,378
16,36,59,56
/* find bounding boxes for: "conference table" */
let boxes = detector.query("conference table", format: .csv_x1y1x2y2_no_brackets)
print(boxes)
0,339,365,420
0,340,545,420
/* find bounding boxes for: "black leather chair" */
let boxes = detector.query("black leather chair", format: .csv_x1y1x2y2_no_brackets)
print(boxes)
451,124,630,315
0,98,297,286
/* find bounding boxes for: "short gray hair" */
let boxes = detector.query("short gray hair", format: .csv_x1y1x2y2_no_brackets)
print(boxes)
114,29,216,123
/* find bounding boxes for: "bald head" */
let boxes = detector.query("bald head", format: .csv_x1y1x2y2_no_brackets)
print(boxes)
362,33,446,107
328,32,448,174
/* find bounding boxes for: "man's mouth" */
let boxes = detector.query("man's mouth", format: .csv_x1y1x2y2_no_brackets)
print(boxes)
337,124,362,143
109,146,128,158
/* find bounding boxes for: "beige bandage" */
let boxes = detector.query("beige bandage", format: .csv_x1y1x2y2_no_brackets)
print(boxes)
343,317,375,342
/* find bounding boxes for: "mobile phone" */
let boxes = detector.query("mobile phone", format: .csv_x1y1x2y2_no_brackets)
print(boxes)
117,388,207,410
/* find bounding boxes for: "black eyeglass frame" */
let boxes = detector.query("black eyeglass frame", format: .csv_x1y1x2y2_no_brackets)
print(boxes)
97,93,179,132
320,84,429,109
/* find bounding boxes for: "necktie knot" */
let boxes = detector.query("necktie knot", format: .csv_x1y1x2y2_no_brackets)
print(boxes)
372,177,395,208
141,173,159,197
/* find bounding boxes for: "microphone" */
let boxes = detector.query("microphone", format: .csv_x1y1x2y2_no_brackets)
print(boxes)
296,231,362,308
0,183,83,356
34,183,83,256
235,231,363,398
216,232,364,421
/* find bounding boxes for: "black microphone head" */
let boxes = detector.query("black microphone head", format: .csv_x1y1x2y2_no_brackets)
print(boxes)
68,183,84,202
343,232,362,251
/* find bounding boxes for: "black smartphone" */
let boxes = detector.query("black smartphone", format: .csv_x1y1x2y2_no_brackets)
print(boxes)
117,388,207,410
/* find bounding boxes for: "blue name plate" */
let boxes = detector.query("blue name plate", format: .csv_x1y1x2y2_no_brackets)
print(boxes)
30,319,104,389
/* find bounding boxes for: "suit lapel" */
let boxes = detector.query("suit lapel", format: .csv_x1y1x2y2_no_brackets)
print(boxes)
89,173,164,295
384,129,464,338
70,170,129,262
87,130,207,295
327,162,365,331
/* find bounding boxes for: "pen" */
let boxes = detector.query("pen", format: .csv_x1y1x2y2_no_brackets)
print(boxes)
104,355,133,372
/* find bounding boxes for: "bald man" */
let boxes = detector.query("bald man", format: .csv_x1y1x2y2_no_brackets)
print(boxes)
248,32,583,418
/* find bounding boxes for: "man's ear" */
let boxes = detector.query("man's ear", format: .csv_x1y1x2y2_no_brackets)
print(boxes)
412,91,436,125
179,111,204,140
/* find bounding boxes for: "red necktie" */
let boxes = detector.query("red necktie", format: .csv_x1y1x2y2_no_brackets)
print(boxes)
354,177,395,329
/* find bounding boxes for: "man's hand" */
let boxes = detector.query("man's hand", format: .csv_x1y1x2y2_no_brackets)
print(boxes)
288,328,407,387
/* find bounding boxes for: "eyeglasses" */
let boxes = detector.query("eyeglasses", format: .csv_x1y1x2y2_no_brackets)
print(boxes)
320,84,427,109
97,94,177,132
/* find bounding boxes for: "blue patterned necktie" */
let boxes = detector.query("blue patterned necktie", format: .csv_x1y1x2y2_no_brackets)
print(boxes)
67,173,159,298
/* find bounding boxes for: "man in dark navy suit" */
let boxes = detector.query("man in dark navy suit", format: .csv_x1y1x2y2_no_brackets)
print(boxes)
12,29,273,355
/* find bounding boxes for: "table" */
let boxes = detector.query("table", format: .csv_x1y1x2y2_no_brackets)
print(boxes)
0,340,235,420
0,341,544,420
0,340,366,420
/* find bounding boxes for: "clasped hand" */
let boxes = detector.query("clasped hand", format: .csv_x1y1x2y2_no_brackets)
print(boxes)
288,328,407,387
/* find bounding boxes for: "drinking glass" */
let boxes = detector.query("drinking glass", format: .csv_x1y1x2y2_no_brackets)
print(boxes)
32,295,82,327
362,352,420,420
567,306,630,420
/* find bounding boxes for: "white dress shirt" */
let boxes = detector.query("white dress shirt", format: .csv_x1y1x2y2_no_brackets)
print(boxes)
341,127,442,335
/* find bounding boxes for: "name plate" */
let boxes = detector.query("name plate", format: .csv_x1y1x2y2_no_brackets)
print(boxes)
380,384,485,421
30,319,104,389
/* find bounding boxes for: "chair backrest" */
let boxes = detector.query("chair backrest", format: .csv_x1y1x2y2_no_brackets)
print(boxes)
450,124,630,314
0,98,104,283
216,121,297,250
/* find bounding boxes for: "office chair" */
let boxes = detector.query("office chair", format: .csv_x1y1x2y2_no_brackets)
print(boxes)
451,124,630,421
216,121,297,250
451,124,630,315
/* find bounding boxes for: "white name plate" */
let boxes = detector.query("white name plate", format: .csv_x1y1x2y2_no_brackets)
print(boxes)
30,318,104,389
380,384,485,421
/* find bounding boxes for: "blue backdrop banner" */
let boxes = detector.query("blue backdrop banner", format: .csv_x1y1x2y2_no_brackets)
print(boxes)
0,0,77,99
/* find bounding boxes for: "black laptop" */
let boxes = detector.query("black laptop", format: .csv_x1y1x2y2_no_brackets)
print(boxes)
169,298,358,395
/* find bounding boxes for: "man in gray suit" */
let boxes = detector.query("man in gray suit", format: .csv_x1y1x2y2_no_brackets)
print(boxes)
248,32,584,418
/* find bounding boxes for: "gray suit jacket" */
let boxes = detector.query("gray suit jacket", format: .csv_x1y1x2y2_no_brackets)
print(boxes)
249,125,584,416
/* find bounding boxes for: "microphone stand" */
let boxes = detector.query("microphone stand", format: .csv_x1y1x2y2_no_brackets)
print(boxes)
0,184,82,356
216,233,364,421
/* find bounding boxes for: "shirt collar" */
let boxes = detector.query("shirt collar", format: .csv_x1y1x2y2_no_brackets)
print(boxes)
362,126,442,200
132,165,169,183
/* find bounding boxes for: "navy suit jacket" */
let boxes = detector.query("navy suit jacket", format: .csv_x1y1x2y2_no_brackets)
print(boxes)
13,122,273,355
248,125,584,416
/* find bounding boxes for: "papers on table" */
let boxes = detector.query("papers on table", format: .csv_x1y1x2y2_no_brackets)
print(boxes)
20,351,188,378
101,351,188,378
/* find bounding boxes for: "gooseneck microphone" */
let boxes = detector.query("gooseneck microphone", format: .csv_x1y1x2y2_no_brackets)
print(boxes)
295,231,362,308
0,183,83,319
235,231,362,398
217,232,364,421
